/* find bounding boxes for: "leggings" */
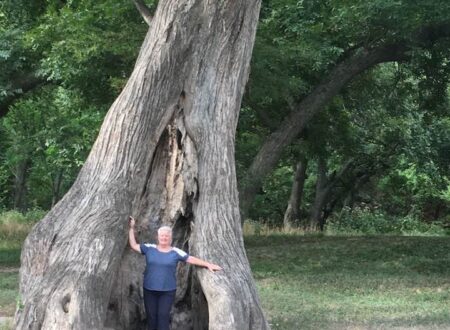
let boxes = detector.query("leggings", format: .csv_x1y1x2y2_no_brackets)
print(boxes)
143,288,176,330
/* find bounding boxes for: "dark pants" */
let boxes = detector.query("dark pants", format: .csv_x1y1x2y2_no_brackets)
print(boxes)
143,288,176,330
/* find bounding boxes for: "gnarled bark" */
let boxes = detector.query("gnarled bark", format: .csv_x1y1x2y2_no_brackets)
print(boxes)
15,1,268,329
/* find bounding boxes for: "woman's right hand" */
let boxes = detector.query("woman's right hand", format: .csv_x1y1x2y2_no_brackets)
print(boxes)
128,216,136,229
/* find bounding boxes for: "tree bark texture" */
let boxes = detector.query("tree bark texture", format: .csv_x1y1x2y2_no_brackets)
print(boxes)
15,1,268,329
239,44,409,219
283,158,308,229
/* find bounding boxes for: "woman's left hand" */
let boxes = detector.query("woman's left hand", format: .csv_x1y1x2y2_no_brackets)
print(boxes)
207,263,222,272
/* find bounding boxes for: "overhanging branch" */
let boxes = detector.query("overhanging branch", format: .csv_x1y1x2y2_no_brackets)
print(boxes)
0,74,47,118
415,23,450,45
133,0,152,26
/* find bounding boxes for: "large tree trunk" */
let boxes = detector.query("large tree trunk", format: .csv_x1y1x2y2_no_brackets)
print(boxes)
15,1,268,329
13,158,31,212
239,44,408,219
283,158,308,229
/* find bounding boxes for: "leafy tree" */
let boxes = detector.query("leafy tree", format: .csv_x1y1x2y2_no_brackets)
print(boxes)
1,87,102,209
239,0,450,219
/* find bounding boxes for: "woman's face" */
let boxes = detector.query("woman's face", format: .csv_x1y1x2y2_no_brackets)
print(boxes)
158,230,172,246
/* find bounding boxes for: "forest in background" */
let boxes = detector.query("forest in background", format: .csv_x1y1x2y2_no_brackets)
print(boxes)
1,0,449,233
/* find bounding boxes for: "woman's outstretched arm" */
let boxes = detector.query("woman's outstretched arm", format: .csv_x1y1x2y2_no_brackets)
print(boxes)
128,216,141,253
187,256,222,272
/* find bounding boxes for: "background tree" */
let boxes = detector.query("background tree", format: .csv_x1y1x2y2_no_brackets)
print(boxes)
238,0,450,221
0,0,148,209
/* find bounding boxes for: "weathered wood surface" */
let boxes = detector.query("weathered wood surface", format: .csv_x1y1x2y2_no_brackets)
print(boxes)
15,1,268,329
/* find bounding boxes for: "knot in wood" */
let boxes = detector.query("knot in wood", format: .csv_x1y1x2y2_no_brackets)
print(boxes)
61,294,71,313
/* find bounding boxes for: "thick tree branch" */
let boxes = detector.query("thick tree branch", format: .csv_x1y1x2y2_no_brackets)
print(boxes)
415,23,450,45
329,158,354,188
239,22,450,219
239,43,408,219
132,0,152,26
0,74,47,118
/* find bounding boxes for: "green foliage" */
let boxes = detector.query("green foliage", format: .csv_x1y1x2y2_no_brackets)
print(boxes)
0,209,44,242
0,0,163,210
251,165,295,225
328,206,447,235
239,0,450,231
1,0,449,229
27,0,148,97
1,87,102,208
236,106,270,177
0,210,26,225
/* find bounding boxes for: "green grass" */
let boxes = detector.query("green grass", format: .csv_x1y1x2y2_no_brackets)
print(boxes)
0,240,21,318
245,235,450,329
0,272,18,317
0,242,22,269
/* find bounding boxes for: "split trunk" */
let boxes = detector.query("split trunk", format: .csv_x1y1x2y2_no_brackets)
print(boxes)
15,1,268,329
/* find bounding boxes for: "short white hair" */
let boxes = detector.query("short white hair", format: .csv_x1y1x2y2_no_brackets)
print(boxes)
157,226,172,235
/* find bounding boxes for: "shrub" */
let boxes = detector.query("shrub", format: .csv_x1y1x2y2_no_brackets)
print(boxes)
327,206,446,236
24,208,47,223
0,209,46,242
0,210,26,225
0,209,46,225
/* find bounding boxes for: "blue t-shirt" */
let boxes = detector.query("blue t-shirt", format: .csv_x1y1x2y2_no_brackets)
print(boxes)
140,243,189,291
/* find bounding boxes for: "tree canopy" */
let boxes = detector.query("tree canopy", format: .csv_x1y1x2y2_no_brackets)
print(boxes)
1,0,449,230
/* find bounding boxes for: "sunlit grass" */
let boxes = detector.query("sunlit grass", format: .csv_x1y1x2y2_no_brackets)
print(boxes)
245,235,450,329
1,215,449,329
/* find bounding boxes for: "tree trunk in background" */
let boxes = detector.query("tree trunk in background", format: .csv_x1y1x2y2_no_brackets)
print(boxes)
239,44,408,220
309,157,329,231
283,158,308,229
51,169,64,208
309,158,354,231
13,158,31,212
15,1,268,329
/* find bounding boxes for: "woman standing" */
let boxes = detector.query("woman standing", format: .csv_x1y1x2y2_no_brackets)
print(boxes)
128,216,222,330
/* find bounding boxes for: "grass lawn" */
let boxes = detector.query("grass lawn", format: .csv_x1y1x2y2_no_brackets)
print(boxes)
0,240,21,319
0,234,449,329
245,235,450,329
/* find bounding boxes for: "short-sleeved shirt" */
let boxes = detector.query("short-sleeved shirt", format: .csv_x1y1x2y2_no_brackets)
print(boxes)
140,243,189,291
